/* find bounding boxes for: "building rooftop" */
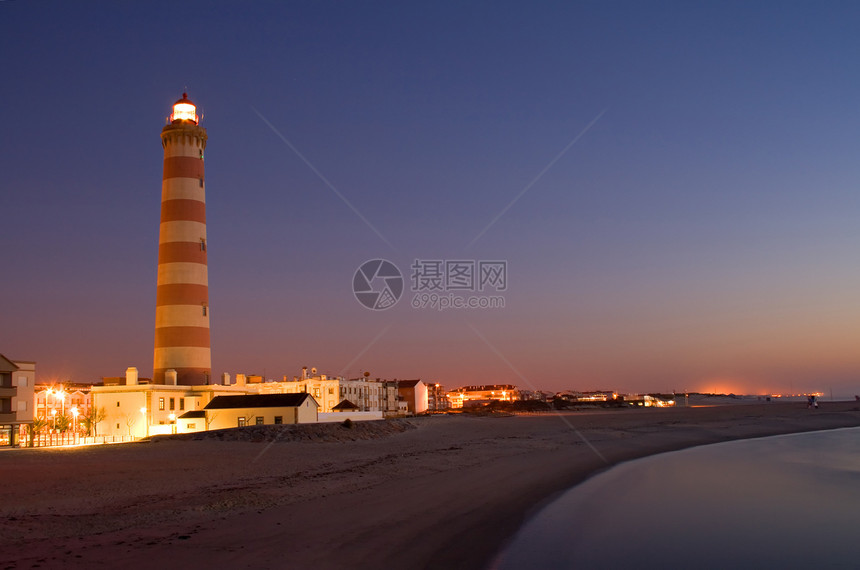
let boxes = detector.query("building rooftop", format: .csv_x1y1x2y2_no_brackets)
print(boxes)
205,393,315,410
178,410,206,419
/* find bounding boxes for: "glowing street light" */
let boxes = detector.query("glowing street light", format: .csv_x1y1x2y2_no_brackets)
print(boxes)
71,406,79,435
49,387,66,418
140,407,149,437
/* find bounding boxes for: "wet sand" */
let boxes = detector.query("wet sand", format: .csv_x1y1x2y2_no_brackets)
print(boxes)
2,402,859,569
495,426,860,569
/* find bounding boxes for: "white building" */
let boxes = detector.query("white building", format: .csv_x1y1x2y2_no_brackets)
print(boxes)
0,355,35,446
92,367,253,438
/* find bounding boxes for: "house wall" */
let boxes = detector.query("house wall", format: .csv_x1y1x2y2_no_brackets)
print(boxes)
398,381,429,414
414,382,429,414
12,361,35,423
96,389,149,438
177,416,205,433
296,398,319,423
317,411,383,423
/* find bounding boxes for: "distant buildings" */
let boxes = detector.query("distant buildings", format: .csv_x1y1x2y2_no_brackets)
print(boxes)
256,368,343,413
426,382,449,411
0,354,35,447
91,366,432,438
397,380,429,414
447,384,518,409
34,382,94,430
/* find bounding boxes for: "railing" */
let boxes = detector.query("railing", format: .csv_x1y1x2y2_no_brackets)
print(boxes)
25,433,137,447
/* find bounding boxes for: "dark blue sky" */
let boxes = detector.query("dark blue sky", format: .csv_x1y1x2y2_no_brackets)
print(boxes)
3,1,860,396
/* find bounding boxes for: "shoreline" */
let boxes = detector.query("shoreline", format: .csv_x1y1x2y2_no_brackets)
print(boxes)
2,402,859,569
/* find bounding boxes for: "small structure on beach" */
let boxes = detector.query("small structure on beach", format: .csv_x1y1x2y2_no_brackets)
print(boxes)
332,399,359,412
202,393,319,430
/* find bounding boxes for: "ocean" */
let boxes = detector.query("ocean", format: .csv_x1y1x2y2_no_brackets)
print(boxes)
493,427,860,569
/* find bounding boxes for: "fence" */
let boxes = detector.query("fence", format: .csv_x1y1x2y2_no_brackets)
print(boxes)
26,433,137,447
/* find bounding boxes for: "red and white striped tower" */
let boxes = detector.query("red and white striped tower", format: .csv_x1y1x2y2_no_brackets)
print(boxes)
153,93,211,385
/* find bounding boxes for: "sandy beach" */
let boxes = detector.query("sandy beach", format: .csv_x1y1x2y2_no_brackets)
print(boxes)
3,402,860,570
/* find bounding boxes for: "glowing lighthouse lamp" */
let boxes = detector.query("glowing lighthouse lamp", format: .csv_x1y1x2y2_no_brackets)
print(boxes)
169,93,198,124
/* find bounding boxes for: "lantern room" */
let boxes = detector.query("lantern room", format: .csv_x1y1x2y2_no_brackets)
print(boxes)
169,93,198,124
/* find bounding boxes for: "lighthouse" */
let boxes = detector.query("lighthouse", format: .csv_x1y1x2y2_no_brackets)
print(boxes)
153,93,211,385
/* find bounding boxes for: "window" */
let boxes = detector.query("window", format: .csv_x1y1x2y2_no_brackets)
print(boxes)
169,398,175,411
255,417,264,426
328,388,334,395
159,398,165,411
116,423,120,429
274,416,283,424
116,401,120,407
237,417,246,427
199,178,203,187
202,305,207,316
313,388,320,397
179,399,185,411
200,239,206,251
188,423,196,429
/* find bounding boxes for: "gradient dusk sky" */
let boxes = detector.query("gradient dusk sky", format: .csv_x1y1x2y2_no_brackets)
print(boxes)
3,1,860,397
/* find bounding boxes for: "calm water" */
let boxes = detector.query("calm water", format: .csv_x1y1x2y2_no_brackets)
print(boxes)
494,427,860,569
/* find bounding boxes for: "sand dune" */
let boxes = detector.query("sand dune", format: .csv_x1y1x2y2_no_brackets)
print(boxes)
2,402,859,569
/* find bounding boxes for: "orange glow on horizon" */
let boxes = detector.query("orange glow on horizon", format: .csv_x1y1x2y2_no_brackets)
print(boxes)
694,378,765,396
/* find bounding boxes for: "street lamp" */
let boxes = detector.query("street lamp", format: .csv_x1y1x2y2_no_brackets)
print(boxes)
71,406,79,437
140,407,149,437
52,388,66,418
45,388,53,420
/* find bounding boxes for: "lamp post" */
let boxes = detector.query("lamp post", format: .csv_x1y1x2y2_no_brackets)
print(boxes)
50,387,66,421
140,407,149,438
71,406,79,440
